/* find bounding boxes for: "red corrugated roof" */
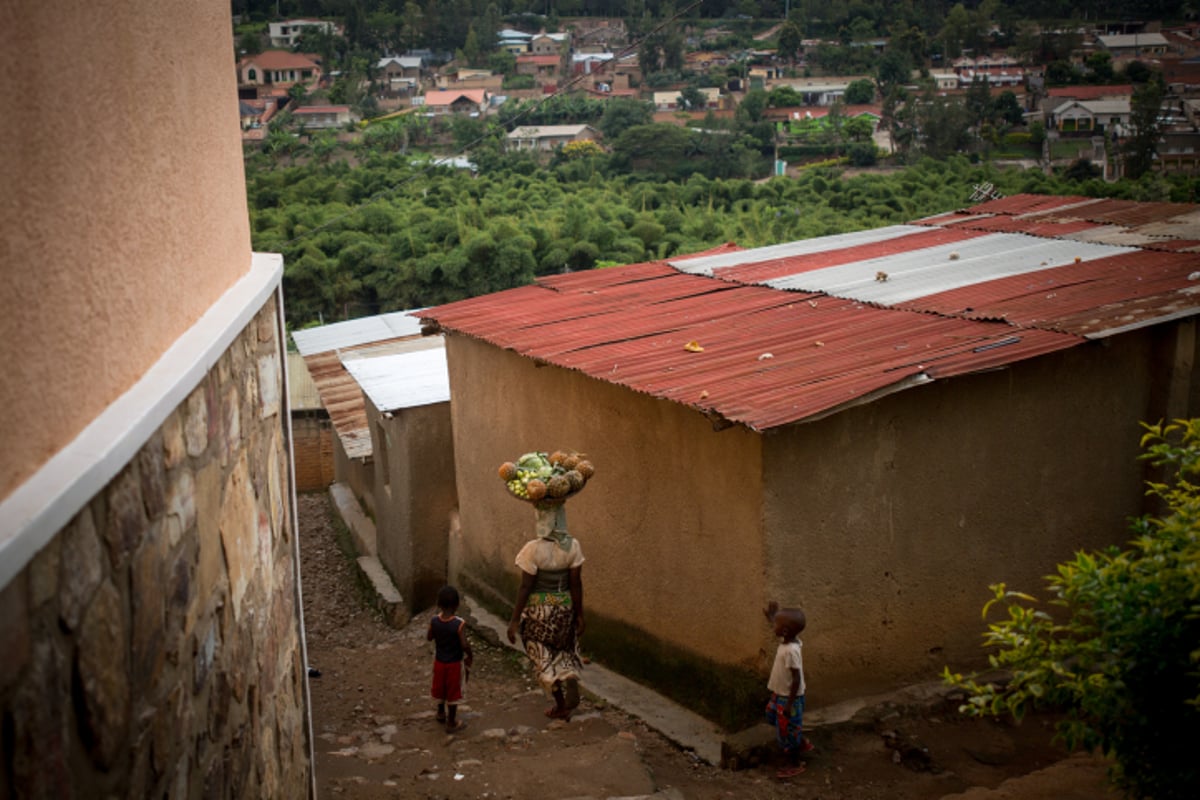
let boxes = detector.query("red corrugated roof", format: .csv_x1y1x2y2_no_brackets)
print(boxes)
1046,84,1133,100
240,50,320,71
894,249,1200,335
517,54,561,65
422,262,1079,430
419,195,1200,431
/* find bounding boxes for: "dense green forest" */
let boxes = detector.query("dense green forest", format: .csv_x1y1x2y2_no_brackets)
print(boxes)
247,150,1200,330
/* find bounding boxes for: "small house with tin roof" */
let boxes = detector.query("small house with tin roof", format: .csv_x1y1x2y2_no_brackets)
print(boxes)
417,194,1200,727
506,124,600,152
293,312,455,612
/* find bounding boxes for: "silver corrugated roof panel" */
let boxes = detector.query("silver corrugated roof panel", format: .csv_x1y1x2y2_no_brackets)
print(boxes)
292,309,427,355
341,345,449,412
764,233,1137,304
668,225,924,275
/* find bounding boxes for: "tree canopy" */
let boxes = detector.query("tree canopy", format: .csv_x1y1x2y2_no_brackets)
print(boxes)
245,140,1198,333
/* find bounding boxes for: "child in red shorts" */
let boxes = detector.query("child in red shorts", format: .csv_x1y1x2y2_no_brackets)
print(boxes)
427,585,473,733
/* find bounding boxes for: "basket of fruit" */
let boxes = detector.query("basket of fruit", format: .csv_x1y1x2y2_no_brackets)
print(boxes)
498,450,595,508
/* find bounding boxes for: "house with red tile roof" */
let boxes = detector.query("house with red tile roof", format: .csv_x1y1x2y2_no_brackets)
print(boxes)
417,89,490,115
516,53,562,85
238,50,321,88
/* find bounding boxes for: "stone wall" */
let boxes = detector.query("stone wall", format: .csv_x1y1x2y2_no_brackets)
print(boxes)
0,300,311,798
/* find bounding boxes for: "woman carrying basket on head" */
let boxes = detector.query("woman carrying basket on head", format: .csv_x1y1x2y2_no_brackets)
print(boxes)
500,450,593,721
506,503,585,720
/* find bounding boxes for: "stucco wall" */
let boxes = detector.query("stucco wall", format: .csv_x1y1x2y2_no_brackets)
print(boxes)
0,301,310,797
370,401,457,612
0,0,252,500
445,336,766,713
762,330,1178,705
334,435,377,518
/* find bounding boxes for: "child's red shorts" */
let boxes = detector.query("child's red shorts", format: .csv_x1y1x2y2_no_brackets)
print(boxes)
431,659,464,703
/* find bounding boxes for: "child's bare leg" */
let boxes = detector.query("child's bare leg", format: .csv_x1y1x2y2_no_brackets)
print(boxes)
446,703,467,733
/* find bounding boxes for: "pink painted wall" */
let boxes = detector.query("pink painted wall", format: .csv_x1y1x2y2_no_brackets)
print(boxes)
0,0,252,500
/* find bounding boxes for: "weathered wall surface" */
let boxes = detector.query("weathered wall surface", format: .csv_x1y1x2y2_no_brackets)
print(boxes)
292,413,336,492
0,301,310,797
371,401,457,612
334,434,377,518
0,0,252,500
445,336,766,725
762,330,1174,705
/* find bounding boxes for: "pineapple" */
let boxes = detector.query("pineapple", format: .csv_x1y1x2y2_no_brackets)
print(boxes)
546,475,571,498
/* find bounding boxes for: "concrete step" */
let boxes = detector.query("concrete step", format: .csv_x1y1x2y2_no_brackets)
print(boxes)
329,482,375,556
355,555,406,627
328,485,407,627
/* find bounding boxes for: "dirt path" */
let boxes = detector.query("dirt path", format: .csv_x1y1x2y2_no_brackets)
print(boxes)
298,492,1111,799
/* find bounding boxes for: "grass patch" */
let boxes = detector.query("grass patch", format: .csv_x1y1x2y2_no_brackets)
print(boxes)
1050,138,1098,160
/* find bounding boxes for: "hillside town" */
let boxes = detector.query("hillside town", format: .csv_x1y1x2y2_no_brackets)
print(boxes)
5,2,1200,799
236,10,1200,176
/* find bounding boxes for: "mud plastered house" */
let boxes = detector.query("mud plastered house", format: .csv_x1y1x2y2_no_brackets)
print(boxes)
419,194,1200,728
0,0,311,795
293,313,455,613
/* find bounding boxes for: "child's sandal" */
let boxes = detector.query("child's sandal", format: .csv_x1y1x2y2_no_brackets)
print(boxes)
776,763,806,779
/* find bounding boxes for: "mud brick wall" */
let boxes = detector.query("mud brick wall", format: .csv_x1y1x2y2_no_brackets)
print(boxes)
292,412,335,493
0,300,311,798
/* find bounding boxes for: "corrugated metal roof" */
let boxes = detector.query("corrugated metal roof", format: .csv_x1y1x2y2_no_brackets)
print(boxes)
286,352,323,410
292,310,427,355
419,195,1200,431
342,346,450,412
292,310,441,459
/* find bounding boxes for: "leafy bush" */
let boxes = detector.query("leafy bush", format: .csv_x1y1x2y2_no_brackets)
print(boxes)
502,75,535,90
945,419,1200,800
777,143,838,159
847,142,877,167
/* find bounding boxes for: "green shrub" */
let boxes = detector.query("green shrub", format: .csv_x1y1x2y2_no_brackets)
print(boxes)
502,75,536,90
847,142,877,167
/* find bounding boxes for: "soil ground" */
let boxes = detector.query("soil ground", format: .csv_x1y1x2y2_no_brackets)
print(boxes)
298,492,1115,800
